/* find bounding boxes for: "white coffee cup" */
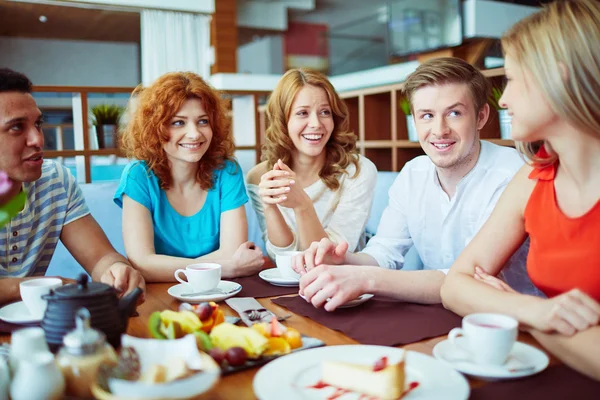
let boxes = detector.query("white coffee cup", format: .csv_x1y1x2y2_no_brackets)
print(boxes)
275,251,303,280
174,263,221,293
19,278,62,320
448,313,518,365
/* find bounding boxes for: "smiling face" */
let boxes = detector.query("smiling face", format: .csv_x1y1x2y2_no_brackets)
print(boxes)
287,85,334,159
499,53,558,142
0,91,45,183
163,97,213,167
411,82,488,171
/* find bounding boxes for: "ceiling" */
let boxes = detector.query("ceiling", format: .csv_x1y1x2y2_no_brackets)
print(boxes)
0,0,140,43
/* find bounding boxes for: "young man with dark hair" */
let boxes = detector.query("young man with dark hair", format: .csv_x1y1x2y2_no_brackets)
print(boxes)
0,68,145,304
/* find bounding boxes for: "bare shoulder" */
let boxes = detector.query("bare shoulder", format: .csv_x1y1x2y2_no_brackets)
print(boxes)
246,161,269,185
504,163,537,213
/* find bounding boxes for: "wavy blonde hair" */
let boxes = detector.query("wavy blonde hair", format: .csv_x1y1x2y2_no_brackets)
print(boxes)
262,68,359,190
502,0,600,166
120,72,234,190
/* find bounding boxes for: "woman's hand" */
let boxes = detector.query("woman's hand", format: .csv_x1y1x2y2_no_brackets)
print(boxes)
231,242,265,277
274,161,311,211
258,160,293,207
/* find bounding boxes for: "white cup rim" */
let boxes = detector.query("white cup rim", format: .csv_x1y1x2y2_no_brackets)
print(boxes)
185,263,221,271
19,277,63,288
464,313,518,330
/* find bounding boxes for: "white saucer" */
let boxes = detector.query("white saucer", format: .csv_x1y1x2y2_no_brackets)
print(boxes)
0,301,41,324
433,337,549,380
299,293,374,308
167,281,242,303
259,268,300,287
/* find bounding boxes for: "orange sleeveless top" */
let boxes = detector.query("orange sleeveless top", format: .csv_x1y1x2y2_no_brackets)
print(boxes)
524,160,600,302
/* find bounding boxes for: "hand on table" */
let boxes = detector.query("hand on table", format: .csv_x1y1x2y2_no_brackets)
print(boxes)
232,241,265,275
100,262,146,304
292,238,348,275
299,264,371,312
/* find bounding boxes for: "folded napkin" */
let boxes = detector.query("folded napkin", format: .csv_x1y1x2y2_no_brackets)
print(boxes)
225,297,278,327
471,365,600,400
230,275,299,298
271,296,462,346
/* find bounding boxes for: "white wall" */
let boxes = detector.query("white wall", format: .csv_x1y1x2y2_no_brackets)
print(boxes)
0,37,140,87
238,36,284,75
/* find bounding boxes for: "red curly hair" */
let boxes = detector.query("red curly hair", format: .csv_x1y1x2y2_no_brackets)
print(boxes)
120,72,234,190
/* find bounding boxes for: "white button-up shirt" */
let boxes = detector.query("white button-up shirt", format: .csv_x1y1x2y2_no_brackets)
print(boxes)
362,140,543,296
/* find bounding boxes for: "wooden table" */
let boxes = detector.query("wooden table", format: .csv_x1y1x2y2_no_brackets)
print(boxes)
1,282,559,400
127,283,559,400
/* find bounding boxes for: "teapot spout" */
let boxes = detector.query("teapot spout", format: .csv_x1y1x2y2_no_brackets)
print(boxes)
118,287,143,324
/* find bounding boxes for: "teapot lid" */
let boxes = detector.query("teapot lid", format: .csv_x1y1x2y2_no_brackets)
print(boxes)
63,308,106,355
52,274,114,299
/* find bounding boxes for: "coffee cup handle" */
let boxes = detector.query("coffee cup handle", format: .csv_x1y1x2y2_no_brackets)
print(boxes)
174,269,188,285
448,328,468,351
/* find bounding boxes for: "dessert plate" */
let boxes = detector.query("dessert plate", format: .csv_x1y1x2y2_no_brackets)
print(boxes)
299,293,374,309
0,301,41,324
433,337,549,381
253,345,470,400
259,268,300,287
168,281,242,303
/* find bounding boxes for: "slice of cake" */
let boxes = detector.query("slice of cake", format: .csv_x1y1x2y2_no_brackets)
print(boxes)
321,355,405,400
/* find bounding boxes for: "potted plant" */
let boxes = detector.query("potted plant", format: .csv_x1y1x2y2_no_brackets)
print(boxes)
489,87,512,140
91,104,124,149
399,98,418,142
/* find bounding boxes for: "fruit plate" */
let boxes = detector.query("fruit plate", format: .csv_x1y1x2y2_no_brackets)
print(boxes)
220,335,325,376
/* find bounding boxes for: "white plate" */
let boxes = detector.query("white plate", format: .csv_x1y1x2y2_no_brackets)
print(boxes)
259,268,300,287
253,345,470,400
0,301,40,324
167,281,242,303
433,337,549,381
299,293,374,308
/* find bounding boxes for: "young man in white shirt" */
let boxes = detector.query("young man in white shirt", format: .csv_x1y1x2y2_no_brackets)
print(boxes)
294,57,540,311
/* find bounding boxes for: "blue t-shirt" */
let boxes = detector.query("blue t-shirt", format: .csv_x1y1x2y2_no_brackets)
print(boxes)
113,160,248,258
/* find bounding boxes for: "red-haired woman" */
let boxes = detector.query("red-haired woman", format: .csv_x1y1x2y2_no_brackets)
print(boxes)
115,72,264,282
247,68,377,261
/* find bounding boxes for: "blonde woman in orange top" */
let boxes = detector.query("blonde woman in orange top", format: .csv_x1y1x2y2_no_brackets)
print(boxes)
441,0,600,380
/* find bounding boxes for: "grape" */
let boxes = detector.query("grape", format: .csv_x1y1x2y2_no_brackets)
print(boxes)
178,302,194,312
209,348,226,365
225,347,248,366
195,302,213,320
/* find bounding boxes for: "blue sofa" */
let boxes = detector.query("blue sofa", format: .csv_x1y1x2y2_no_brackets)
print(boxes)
46,172,422,278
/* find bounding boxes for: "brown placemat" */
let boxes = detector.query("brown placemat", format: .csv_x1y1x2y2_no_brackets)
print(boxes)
271,296,462,346
230,274,299,298
471,364,600,399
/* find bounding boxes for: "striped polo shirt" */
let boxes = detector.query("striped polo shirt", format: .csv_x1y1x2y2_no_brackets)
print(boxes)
0,161,89,277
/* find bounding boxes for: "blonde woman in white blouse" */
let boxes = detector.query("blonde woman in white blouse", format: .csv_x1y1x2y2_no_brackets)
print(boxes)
246,68,377,261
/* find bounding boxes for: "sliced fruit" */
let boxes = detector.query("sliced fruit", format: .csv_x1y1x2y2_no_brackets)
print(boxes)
209,348,225,365
194,302,213,321
193,330,213,352
160,310,202,334
269,316,283,337
160,320,185,340
263,337,291,357
251,322,271,338
281,327,302,349
148,311,166,339
209,323,268,358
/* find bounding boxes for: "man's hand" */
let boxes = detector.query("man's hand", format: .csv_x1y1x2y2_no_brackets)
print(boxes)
299,264,372,312
100,262,146,303
292,238,348,275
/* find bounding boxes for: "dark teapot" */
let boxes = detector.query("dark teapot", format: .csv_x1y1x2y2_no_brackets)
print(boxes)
41,273,142,351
